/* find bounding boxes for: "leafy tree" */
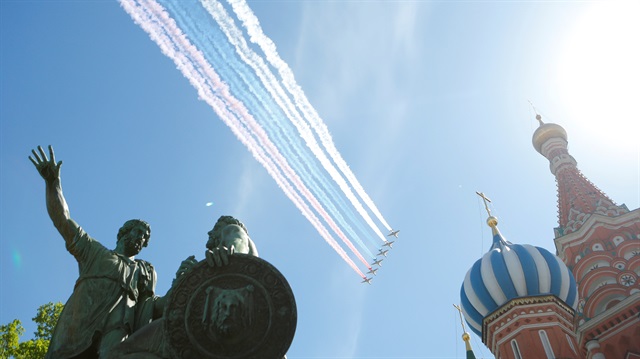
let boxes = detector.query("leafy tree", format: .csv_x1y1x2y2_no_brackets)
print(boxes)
0,302,63,359
0,319,22,358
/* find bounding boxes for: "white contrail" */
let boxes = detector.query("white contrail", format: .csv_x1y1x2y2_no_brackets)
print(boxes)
120,0,367,277
154,0,375,270
227,0,393,234
198,1,382,262
171,3,378,258
201,0,388,243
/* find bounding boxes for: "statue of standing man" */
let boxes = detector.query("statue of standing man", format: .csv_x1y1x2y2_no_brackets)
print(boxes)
30,146,164,358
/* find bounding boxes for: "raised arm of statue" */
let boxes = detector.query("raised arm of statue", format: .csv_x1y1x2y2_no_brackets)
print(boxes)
29,145,79,244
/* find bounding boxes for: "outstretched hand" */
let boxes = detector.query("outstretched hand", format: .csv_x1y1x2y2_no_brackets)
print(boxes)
29,145,62,183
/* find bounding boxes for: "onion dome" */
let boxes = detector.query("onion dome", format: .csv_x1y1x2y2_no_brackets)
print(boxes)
460,213,578,337
531,114,628,236
532,114,568,154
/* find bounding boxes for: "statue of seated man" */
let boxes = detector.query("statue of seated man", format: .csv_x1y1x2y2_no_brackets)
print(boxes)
104,215,264,359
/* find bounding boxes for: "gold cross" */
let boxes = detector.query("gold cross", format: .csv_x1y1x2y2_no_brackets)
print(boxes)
528,100,544,125
453,304,468,333
475,191,492,217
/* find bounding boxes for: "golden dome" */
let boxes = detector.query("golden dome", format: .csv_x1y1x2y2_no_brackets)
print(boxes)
532,115,567,154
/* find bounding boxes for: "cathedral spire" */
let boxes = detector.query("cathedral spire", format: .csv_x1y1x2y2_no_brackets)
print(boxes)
532,116,628,236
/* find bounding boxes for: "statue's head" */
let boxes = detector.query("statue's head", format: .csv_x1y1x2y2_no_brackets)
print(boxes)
207,216,248,248
117,219,151,256
204,285,255,340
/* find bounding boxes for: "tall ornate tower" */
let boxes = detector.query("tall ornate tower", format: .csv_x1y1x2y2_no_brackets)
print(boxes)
460,193,581,359
533,115,640,358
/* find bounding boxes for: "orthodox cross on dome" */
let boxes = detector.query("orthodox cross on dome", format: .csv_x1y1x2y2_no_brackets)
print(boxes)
476,191,500,232
476,191,492,217
453,304,469,333
528,100,544,125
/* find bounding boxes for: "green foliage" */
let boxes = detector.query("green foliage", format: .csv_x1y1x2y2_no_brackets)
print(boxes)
31,302,63,341
0,302,63,359
0,319,23,358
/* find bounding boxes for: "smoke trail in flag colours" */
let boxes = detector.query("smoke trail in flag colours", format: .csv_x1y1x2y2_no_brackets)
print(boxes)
225,0,393,235
120,0,393,277
194,0,378,257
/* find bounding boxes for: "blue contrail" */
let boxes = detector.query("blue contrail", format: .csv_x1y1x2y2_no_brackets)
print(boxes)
225,0,393,236
120,0,369,276
159,0,378,259
196,0,381,254
124,0,388,273
201,0,388,243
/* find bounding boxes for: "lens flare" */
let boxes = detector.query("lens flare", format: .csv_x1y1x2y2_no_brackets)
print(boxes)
12,248,22,269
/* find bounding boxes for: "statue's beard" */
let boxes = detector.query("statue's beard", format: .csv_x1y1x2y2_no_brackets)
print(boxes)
123,235,143,256
216,318,238,337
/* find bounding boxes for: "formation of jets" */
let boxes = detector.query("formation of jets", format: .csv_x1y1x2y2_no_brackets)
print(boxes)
362,229,400,284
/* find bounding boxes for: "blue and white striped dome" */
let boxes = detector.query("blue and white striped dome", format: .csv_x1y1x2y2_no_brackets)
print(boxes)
460,216,578,337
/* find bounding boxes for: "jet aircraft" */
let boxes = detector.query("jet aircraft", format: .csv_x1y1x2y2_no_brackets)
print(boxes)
361,277,373,284
378,249,389,257
387,229,400,238
367,268,379,276
383,240,395,248
372,258,384,266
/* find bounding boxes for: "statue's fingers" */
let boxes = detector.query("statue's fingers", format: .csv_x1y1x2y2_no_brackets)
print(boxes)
28,156,38,167
220,248,229,265
205,250,215,267
204,251,213,267
37,146,48,162
31,149,42,163
48,145,56,164
212,250,223,267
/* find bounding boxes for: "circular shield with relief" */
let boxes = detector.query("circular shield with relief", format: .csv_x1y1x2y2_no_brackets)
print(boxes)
164,254,296,359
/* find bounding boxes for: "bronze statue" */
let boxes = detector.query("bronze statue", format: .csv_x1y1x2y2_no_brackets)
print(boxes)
29,145,165,358
101,216,256,359
31,145,295,358
105,215,294,359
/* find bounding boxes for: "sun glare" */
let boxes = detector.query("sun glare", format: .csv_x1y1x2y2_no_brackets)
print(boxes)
556,1,640,150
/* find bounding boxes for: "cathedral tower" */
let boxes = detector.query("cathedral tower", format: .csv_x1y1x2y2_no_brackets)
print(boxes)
533,115,640,358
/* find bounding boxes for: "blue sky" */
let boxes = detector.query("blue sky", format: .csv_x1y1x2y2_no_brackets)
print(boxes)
1,1,638,358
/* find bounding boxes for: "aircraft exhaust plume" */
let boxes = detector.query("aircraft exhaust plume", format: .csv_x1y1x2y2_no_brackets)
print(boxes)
120,0,366,277
120,0,393,278
226,0,393,234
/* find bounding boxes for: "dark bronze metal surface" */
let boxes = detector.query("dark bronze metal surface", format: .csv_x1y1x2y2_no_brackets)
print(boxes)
164,254,296,359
